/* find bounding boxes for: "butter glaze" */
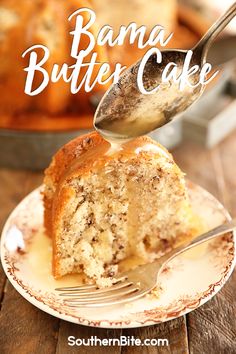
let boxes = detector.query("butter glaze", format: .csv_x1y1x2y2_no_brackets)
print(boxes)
60,137,172,184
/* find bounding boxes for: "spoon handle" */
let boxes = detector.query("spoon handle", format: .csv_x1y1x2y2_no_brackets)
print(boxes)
193,2,236,62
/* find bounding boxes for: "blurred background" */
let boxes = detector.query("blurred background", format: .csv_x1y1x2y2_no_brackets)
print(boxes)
0,0,235,169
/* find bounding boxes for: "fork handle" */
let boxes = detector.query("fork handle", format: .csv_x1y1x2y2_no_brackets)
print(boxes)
159,218,236,266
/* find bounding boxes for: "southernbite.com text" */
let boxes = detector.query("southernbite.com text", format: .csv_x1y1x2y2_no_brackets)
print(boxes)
68,335,169,347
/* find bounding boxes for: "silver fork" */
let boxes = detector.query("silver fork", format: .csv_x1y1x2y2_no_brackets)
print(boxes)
55,218,236,307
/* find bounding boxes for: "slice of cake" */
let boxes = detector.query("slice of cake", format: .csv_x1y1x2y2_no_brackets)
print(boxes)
44,132,196,287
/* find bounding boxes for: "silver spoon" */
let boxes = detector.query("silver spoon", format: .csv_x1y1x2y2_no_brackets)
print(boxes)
94,2,236,142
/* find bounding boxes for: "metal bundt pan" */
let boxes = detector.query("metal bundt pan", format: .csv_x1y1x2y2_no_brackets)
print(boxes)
0,129,91,170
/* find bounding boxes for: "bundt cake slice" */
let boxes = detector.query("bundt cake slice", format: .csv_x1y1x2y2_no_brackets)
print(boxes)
44,132,197,287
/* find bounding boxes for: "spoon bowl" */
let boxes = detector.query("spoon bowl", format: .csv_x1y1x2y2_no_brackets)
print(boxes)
95,49,203,141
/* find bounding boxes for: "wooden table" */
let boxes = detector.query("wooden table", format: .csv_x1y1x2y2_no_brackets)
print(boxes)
0,132,236,354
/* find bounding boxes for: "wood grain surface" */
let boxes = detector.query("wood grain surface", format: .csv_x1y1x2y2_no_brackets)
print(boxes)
0,133,236,354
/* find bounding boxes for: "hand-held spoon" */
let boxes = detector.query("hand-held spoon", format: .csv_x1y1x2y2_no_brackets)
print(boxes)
94,2,236,142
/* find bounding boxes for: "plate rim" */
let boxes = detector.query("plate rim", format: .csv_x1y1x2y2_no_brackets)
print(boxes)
1,181,235,328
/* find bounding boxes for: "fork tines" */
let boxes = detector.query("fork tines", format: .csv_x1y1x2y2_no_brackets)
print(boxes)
55,276,144,307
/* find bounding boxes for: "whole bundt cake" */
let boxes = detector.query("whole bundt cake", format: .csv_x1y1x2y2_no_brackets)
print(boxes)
0,0,108,116
0,0,178,127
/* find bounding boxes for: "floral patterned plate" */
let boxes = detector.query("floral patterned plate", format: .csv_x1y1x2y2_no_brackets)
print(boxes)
1,181,235,328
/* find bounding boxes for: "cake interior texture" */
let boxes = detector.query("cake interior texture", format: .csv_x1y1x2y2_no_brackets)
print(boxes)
44,132,197,287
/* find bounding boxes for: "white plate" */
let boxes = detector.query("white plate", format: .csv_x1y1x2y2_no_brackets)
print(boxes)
1,181,235,328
